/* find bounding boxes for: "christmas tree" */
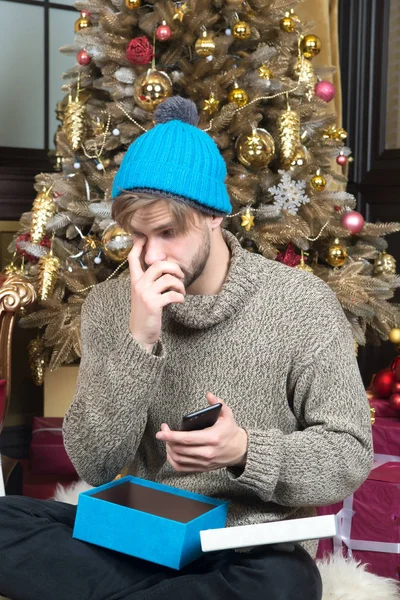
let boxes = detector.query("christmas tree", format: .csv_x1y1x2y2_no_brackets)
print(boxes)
6,0,400,376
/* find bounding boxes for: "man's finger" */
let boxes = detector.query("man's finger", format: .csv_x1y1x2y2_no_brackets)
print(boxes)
128,237,146,283
156,428,217,446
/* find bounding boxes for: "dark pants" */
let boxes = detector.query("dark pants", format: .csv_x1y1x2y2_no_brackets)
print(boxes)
0,496,322,600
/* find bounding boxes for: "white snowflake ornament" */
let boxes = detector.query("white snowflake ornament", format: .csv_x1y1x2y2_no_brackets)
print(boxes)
268,170,310,215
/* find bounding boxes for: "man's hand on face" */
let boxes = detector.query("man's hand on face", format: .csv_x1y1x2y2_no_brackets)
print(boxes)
128,237,186,352
155,393,248,472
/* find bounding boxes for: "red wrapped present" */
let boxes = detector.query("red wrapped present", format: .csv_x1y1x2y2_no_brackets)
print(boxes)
370,398,400,419
30,417,76,476
21,459,78,500
373,417,400,458
317,459,400,580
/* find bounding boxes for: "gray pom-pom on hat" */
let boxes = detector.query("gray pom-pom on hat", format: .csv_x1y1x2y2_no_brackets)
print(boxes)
154,96,199,126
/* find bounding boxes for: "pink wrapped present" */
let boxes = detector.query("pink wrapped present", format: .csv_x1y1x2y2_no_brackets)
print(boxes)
30,417,76,476
317,459,400,580
370,398,400,419
373,417,400,457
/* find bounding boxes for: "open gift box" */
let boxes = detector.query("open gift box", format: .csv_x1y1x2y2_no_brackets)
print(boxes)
73,476,337,570
73,476,229,570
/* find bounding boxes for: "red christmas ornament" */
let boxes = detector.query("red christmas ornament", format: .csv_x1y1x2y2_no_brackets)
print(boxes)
336,154,348,166
77,49,92,66
340,210,365,234
80,10,91,18
372,368,396,399
156,21,172,41
16,233,51,263
391,356,400,374
395,361,400,382
315,80,335,102
126,36,154,65
393,381,400,395
276,242,301,267
389,393,400,411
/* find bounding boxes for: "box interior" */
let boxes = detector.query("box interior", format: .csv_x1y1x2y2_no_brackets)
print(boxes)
92,481,216,523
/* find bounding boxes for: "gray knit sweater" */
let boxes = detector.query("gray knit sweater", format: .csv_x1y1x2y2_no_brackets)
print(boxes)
63,230,373,551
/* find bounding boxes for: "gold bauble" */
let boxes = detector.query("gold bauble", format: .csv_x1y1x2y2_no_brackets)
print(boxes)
64,93,87,152
125,0,141,8
102,224,133,262
300,34,322,59
74,16,91,32
374,251,396,275
295,256,313,273
37,251,60,301
30,188,56,244
133,69,173,112
290,145,309,169
310,172,326,191
236,128,275,168
258,64,273,79
326,238,347,268
233,21,251,40
280,16,295,33
279,107,301,168
28,338,46,386
389,327,400,345
228,86,248,107
195,31,215,57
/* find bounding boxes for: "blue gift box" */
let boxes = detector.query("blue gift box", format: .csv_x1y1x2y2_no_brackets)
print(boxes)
73,476,229,570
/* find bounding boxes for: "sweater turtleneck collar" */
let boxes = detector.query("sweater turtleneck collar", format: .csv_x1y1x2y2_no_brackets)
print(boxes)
164,229,263,330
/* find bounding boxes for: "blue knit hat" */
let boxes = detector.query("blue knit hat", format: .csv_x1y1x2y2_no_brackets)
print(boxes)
111,96,232,215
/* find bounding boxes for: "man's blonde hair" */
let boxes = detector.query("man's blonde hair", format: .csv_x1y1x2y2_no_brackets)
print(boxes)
111,191,206,235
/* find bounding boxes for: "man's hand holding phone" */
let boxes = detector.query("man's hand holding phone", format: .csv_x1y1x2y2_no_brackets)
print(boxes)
128,237,186,352
156,393,248,473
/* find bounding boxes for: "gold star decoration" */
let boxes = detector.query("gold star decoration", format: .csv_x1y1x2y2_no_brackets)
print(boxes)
241,208,255,231
172,2,188,22
258,64,273,79
203,94,220,115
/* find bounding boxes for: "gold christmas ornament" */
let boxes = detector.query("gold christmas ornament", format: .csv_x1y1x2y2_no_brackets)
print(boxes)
279,107,301,168
172,2,188,22
64,90,88,152
203,94,220,114
236,128,275,168
30,188,56,244
389,327,400,345
295,252,313,273
280,14,295,33
54,154,63,172
374,251,397,275
293,56,317,100
322,125,347,141
258,64,273,79
133,69,173,112
28,338,46,386
83,235,99,251
195,30,216,57
102,223,133,262
233,20,251,40
326,238,347,268
290,145,309,169
241,208,255,231
37,250,60,301
300,34,322,59
74,15,91,32
228,84,248,107
125,0,141,8
310,170,326,192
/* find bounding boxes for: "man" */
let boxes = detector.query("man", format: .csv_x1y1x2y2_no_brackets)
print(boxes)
0,97,373,600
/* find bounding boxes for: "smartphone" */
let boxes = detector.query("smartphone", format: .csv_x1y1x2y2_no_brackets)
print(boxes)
180,403,222,431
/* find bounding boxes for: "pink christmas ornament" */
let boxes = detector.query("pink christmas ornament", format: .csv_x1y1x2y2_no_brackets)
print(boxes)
336,154,348,166
315,80,335,102
340,210,365,234
77,49,92,66
156,21,172,41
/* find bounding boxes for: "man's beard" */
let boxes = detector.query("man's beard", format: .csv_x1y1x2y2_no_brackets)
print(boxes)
182,228,211,289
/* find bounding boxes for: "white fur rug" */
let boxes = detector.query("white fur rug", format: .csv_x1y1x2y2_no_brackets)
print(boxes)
54,481,400,600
